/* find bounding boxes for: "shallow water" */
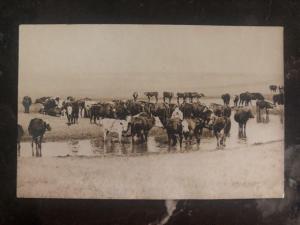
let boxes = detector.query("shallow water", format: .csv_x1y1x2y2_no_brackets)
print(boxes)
19,114,283,158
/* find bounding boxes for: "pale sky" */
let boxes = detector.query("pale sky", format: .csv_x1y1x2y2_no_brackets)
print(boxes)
19,25,283,99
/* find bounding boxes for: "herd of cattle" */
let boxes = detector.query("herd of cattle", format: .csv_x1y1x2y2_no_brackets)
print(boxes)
19,88,284,157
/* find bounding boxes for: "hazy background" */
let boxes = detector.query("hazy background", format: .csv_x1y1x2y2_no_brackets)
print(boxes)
19,25,283,100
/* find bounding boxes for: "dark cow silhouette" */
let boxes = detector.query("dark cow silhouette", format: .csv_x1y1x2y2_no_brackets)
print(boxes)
90,102,115,124
251,92,264,101
22,96,32,113
17,124,24,156
165,118,183,148
208,116,231,149
256,100,273,123
239,92,264,106
234,108,254,139
163,92,173,103
144,92,158,103
35,96,51,104
269,85,277,92
273,93,284,106
131,113,155,143
221,93,230,106
185,92,204,103
133,92,138,101
233,95,239,107
177,92,187,103
28,118,51,157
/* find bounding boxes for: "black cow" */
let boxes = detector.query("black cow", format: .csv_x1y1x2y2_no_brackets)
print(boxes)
163,92,173,103
35,96,51,104
165,118,183,148
269,85,277,92
273,93,284,106
17,124,24,156
177,92,187,104
221,93,230,106
256,100,273,123
22,96,32,113
233,95,239,107
239,92,252,106
185,92,203,103
131,113,155,143
144,92,158,103
234,108,254,139
28,118,51,157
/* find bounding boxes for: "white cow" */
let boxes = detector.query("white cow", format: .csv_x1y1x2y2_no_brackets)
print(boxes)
101,117,130,143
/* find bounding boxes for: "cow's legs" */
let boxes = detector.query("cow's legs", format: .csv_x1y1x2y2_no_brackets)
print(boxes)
179,134,183,148
31,140,34,156
17,143,20,156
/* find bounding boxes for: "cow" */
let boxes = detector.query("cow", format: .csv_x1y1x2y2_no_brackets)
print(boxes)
182,118,207,145
208,115,231,149
233,95,239,107
144,92,158,103
177,92,187,104
269,85,277,92
165,118,183,148
90,102,115,124
133,92,138,101
185,92,204,103
126,100,144,116
71,101,80,124
22,96,32,113
234,107,254,139
28,118,51,157
239,92,252,106
221,93,230,106
256,100,274,123
210,103,231,118
163,92,173,103
101,117,130,143
130,113,156,143
273,93,284,106
17,124,24,156
35,96,51,104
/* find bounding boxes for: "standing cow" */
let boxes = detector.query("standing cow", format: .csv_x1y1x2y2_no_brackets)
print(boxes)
269,85,277,92
256,100,273,123
163,92,173,103
28,118,51,157
233,95,239,107
234,108,254,139
22,96,32,113
221,93,230,106
144,92,158,103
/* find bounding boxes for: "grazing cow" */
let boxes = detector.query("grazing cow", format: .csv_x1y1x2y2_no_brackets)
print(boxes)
233,95,239,107
133,92,138,101
101,117,130,143
251,92,264,101
221,93,230,106
28,118,51,157
131,113,156,143
208,115,231,149
165,118,183,148
182,118,206,144
22,96,32,113
17,124,24,156
234,108,254,139
144,92,158,103
177,92,187,103
163,92,173,103
256,100,274,123
273,93,284,106
269,85,277,92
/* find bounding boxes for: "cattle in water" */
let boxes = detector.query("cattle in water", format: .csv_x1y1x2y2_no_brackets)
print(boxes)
273,93,284,106
256,100,273,123
269,85,277,92
22,96,32,113
234,108,254,139
144,92,158,103
130,113,156,143
165,118,183,148
17,124,24,156
28,118,51,157
208,115,231,149
163,92,173,103
233,95,239,107
101,117,130,143
182,118,207,145
221,93,230,106
133,92,138,101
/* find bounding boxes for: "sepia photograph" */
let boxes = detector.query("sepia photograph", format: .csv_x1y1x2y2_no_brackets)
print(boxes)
17,25,284,199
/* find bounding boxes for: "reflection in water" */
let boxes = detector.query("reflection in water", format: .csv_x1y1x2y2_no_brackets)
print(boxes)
19,115,283,158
